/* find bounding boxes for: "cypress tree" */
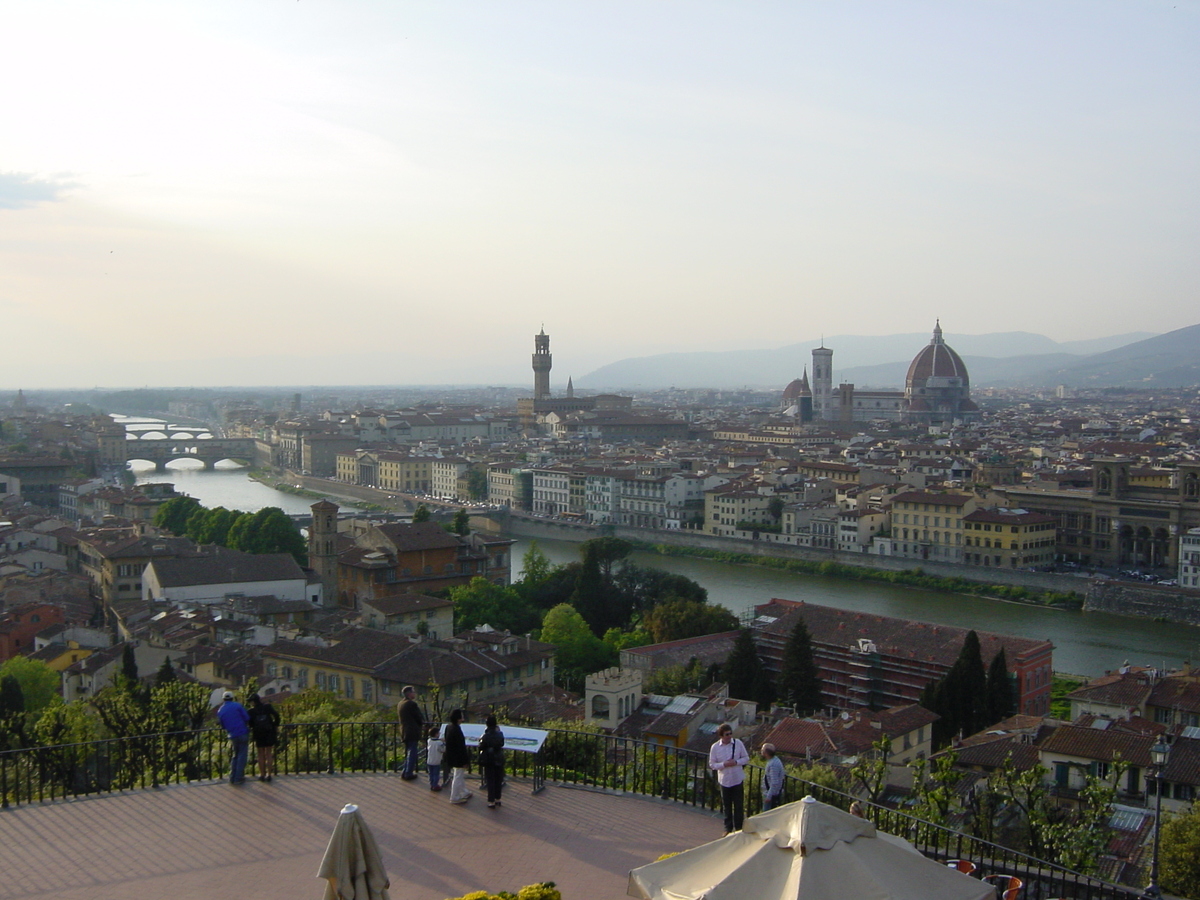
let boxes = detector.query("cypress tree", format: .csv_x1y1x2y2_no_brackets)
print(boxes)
155,656,178,687
986,647,1015,724
778,619,823,714
724,629,773,708
121,644,139,687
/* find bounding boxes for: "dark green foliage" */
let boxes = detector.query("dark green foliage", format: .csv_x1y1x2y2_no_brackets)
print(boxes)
924,631,989,749
153,496,202,535
578,536,633,578
570,542,612,635
154,656,178,687
121,644,139,688
449,577,540,634
227,507,307,564
412,504,431,523
778,619,823,714
466,467,488,501
723,628,773,708
986,647,1015,724
612,565,707,608
452,508,470,536
539,604,617,692
0,675,25,748
642,598,738,643
196,507,242,545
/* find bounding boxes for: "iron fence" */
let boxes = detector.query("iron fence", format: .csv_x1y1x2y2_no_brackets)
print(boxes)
1,724,1146,900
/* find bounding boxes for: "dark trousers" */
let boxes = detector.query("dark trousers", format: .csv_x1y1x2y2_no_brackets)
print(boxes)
402,740,418,778
229,736,249,784
720,782,745,833
484,763,504,803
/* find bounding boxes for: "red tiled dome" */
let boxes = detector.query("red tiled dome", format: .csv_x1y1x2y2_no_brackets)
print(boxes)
906,322,969,386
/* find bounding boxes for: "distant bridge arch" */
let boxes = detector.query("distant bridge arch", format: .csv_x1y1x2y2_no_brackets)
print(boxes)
124,437,257,471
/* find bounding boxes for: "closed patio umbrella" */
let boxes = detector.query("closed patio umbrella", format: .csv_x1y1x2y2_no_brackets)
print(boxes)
629,796,994,900
317,804,391,900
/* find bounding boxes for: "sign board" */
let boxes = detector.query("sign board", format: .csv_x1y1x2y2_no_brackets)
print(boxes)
440,723,549,755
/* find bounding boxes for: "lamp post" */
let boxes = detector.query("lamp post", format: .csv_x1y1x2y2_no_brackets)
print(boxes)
1144,737,1170,900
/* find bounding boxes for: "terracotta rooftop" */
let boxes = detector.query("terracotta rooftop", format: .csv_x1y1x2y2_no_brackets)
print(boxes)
0,772,717,900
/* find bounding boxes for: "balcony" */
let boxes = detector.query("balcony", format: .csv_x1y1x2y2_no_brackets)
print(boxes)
0,725,1147,900
0,761,712,900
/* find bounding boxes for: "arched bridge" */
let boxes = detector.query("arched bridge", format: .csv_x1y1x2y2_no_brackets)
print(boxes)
125,437,259,471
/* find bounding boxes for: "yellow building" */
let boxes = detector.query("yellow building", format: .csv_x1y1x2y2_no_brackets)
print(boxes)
962,508,1057,569
886,490,976,563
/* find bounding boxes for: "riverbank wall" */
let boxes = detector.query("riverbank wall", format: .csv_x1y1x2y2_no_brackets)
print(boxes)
1084,580,1200,626
495,512,1089,596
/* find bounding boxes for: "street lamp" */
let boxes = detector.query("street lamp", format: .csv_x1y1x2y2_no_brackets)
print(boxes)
1144,737,1171,900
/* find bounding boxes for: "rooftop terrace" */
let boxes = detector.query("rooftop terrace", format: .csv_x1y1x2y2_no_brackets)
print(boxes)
0,772,718,900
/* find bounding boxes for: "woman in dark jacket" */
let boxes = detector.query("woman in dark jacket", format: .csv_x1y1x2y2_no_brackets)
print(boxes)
247,694,281,782
479,715,505,808
444,709,472,804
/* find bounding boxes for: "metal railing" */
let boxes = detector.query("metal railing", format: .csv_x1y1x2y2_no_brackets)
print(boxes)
2,724,1145,900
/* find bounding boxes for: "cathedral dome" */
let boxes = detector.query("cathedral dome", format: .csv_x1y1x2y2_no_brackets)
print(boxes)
782,369,811,401
905,322,969,387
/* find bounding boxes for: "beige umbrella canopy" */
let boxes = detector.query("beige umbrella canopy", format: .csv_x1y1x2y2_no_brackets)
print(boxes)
317,804,391,900
629,796,994,900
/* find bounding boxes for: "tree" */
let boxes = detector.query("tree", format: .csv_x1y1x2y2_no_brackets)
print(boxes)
0,674,26,748
642,598,738,644
154,496,202,535
452,508,470,536
570,541,611,634
723,628,772,708
466,467,488,501
412,504,431,523
155,656,178,687
519,542,554,586
449,577,539,634
1161,803,1200,899
229,507,307,563
120,643,139,690
578,536,633,580
197,506,242,546
539,604,616,692
985,647,1015,725
0,656,62,718
924,631,988,748
777,619,823,714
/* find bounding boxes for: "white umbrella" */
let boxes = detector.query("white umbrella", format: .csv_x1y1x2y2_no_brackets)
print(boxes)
317,804,391,900
628,796,994,900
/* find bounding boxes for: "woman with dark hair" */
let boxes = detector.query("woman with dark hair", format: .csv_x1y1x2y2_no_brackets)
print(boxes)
444,709,472,805
247,693,281,782
479,715,505,809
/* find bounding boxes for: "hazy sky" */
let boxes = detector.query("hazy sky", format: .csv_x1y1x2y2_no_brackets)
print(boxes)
2,1,1197,389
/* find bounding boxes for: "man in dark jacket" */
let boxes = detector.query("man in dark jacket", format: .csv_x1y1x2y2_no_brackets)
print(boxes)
397,685,424,781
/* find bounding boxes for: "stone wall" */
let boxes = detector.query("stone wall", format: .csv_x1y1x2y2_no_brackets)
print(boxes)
1084,580,1200,626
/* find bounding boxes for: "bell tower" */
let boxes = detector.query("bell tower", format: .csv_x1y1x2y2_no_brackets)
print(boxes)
532,328,552,400
308,499,340,608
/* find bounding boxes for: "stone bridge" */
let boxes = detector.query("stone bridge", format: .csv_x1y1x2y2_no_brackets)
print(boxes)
124,437,259,471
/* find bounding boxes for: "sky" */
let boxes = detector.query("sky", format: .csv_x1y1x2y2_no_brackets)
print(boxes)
1,1,1197,389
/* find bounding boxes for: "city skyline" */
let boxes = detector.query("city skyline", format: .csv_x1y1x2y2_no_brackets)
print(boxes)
2,2,1197,388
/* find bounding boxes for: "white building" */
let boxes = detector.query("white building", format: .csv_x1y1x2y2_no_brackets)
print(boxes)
1180,527,1200,588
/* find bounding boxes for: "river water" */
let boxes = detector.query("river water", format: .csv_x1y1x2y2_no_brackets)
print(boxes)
117,418,1200,678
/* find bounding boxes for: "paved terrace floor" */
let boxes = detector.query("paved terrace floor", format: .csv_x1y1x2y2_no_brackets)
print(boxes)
0,773,721,900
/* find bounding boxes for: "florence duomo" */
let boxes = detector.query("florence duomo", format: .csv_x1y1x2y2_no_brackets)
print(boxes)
782,323,979,426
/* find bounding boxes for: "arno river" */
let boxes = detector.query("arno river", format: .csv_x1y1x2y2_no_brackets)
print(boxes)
131,459,1200,679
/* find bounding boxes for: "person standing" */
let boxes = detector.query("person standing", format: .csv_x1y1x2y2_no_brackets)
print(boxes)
479,715,505,809
426,724,445,792
761,743,785,811
217,690,251,785
708,723,749,833
397,685,424,781
247,693,281,783
444,708,472,804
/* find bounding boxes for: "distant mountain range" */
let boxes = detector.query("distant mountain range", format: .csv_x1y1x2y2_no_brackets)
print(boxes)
576,327,1198,390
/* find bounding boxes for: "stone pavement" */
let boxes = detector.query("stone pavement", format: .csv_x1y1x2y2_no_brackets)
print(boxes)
0,773,722,900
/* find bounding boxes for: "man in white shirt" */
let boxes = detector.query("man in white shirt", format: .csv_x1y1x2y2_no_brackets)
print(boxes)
708,722,750,833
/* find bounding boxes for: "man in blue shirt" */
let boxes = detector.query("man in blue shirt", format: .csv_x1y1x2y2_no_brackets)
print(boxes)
217,691,251,785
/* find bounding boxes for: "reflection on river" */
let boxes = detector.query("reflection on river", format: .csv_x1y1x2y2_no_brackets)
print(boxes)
126,453,1200,679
